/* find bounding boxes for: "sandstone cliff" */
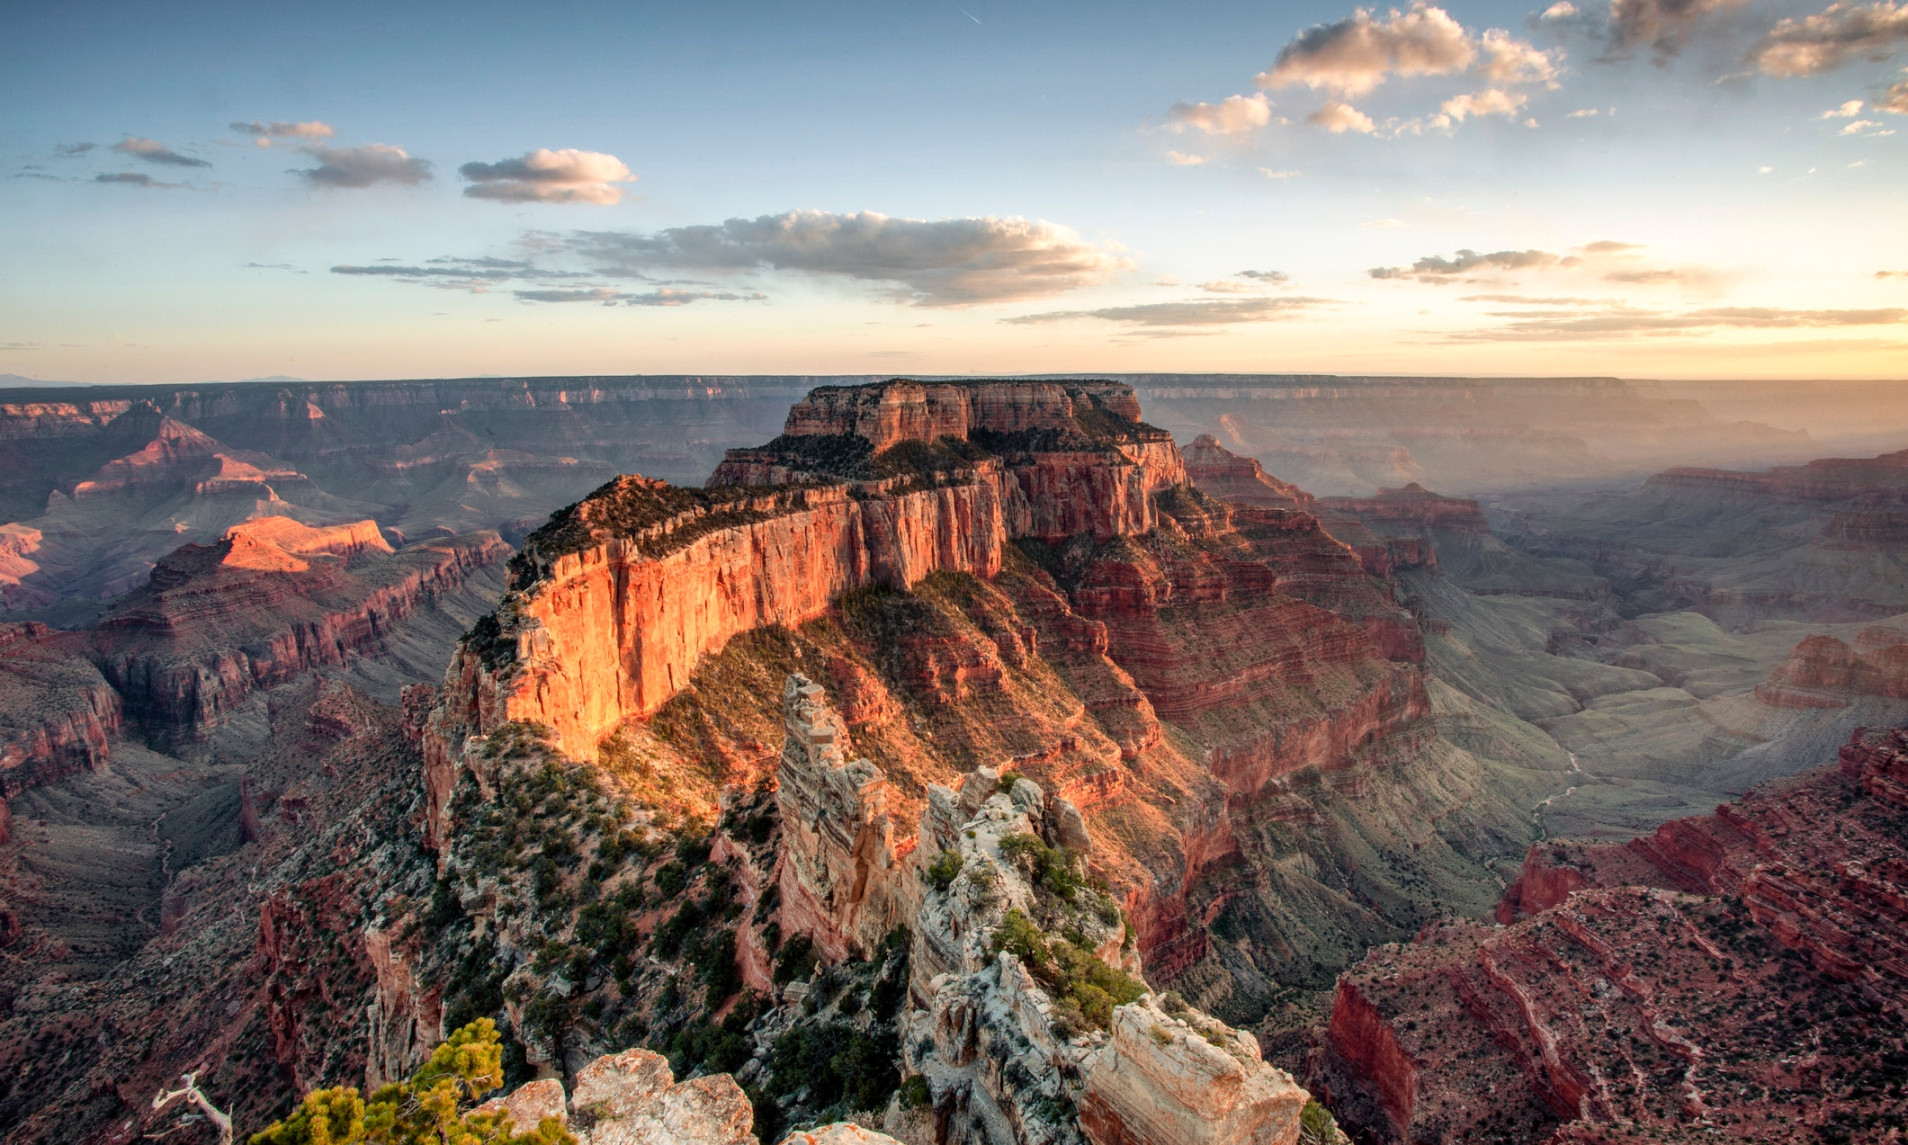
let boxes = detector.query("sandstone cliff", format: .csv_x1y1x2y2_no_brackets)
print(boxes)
421,380,1187,847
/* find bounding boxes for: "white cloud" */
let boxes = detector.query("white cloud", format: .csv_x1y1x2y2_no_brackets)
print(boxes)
1257,3,1477,96
1166,93,1275,135
1438,88,1528,123
1258,167,1300,179
1752,1,1908,77
295,143,432,188
1309,100,1377,133
1479,29,1561,85
1568,107,1600,116
1838,117,1896,133
1165,150,1208,166
1823,99,1866,116
460,149,634,205
1542,1,1579,18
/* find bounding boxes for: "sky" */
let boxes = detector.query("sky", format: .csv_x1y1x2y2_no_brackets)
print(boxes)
2,0,1906,383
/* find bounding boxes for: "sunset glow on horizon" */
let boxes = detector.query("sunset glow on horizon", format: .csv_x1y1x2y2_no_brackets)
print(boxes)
4,0,1906,384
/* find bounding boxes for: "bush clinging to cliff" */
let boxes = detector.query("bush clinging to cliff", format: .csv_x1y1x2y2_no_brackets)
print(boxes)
990,908,1144,1032
249,1019,572,1145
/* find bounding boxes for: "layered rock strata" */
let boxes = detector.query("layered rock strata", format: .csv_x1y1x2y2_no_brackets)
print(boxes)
0,621,121,796
421,381,1187,847
1311,725,1908,1143
94,526,506,745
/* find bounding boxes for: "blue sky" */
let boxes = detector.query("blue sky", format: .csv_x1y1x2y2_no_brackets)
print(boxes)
4,0,1905,381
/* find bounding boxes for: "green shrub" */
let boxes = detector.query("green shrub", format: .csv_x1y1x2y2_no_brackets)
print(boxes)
995,833,1083,901
764,1022,900,1113
1299,1099,1342,1145
925,850,964,891
774,933,818,985
990,909,1144,1032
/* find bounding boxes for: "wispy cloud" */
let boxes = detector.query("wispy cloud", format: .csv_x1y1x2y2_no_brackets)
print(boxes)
1451,301,1908,341
1372,240,1721,287
231,119,336,140
1238,269,1291,282
1372,248,1560,280
554,211,1132,305
113,136,209,168
295,144,432,188
330,257,587,288
329,210,1131,306
95,172,179,188
1165,150,1208,166
1607,0,1747,61
55,142,95,156
1004,296,1334,326
460,149,634,204
511,286,766,306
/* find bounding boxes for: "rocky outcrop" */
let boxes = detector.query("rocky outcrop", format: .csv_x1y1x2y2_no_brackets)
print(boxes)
778,1126,906,1145
476,1047,756,1145
1311,725,1908,1143
1078,997,1307,1145
1755,626,1908,708
771,380,1146,454
1182,434,1313,508
775,674,914,963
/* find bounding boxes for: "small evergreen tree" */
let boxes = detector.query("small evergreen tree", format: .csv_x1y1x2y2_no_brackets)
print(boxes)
249,1020,574,1145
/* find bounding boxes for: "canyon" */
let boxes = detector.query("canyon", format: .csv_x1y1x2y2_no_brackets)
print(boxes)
0,374,1905,1145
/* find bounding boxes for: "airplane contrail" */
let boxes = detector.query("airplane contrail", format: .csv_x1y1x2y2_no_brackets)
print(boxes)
960,8,982,24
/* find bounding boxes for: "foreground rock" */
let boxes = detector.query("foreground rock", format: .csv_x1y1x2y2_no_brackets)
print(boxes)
477,1047,757,1144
